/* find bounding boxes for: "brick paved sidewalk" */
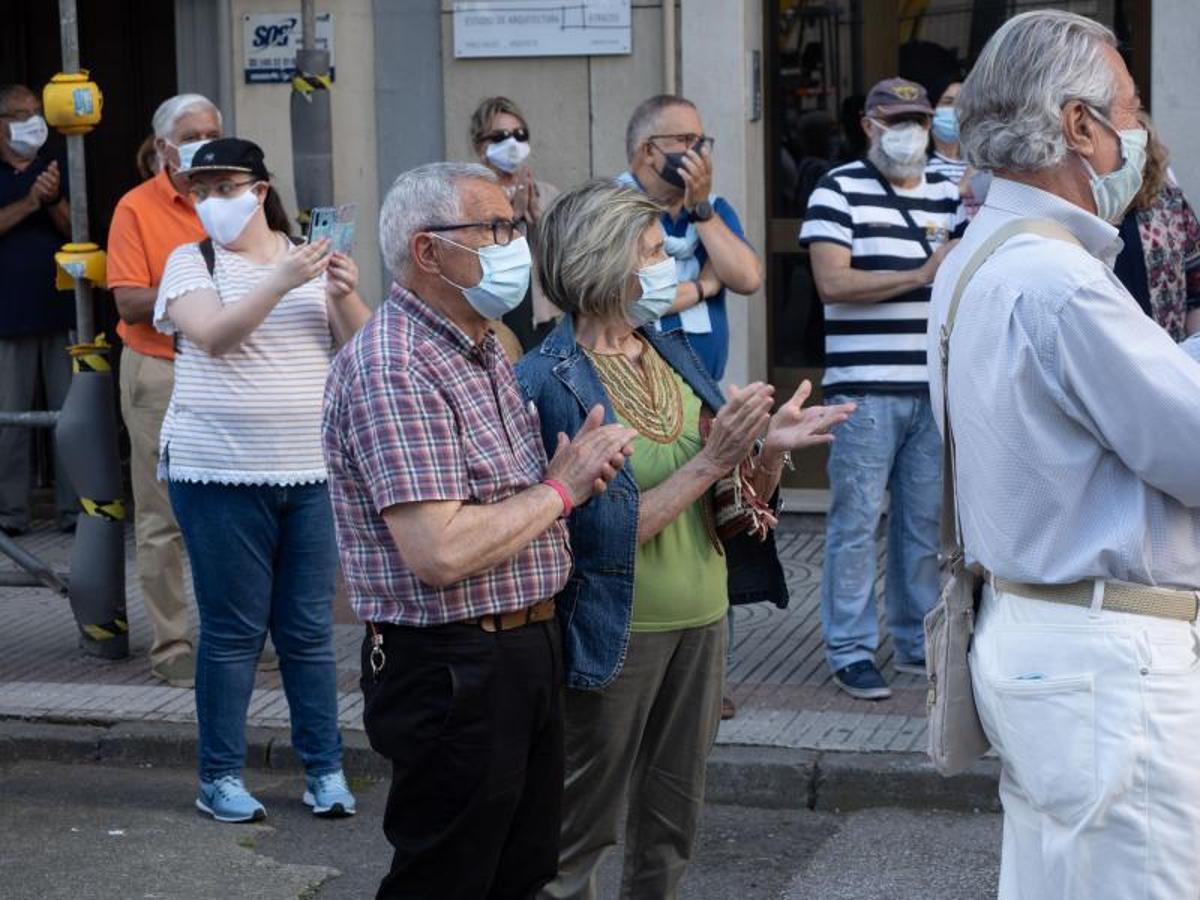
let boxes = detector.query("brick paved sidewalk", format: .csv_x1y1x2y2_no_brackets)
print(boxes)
0,515,928,754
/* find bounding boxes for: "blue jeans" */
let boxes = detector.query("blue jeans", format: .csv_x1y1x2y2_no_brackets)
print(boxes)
820,391,942,672
169,480,343,780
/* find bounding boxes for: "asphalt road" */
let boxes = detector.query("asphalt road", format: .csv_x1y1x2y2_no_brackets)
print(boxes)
0,760,1000,899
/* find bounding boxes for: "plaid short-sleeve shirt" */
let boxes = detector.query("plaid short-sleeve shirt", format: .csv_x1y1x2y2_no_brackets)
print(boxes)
322,285,572,626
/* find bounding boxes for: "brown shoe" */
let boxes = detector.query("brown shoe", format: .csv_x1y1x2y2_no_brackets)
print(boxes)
151,651,195,689
721,694,736,720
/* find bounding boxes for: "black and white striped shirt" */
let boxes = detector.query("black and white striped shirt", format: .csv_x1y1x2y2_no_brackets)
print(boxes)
800,160,964,390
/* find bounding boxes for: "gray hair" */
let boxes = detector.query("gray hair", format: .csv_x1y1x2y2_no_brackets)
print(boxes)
151,93,222,140
379,162,497,280
624,94,697,163
958,10,1117,172
536,179,663,320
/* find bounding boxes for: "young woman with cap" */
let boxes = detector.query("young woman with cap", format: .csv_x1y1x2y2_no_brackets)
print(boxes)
152,137,371,824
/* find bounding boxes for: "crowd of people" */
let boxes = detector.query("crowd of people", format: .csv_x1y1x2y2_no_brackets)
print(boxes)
1,6,1199,898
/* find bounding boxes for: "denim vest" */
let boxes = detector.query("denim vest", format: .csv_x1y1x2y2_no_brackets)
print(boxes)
515,314,789,691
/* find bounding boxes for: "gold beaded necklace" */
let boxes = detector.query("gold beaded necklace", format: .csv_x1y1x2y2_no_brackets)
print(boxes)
584,334,683,444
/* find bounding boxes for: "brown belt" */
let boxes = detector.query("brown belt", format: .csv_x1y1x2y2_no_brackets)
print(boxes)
994,577,1199,623
463,598,557,633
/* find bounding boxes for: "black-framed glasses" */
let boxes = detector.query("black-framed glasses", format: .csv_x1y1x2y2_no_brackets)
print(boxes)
482,127,530,144
425,218,527,246
188,179,257,202
647,133,715,154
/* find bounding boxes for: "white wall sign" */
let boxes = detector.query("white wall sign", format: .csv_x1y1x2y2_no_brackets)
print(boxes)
453,0,631,59
243,11,335,84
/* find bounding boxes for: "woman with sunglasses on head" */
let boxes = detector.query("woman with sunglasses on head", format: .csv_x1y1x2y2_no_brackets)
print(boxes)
470,95,562,351
152,138,371,825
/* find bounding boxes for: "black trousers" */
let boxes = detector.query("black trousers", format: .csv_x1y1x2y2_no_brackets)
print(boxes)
361,617,564,900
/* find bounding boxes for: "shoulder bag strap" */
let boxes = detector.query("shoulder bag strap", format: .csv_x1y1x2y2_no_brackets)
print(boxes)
865,158,935,256
939,217,1081,558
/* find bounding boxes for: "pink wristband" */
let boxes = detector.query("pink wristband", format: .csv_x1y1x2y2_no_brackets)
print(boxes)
542,478,573,518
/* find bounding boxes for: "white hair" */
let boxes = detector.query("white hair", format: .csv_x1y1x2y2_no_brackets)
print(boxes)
958,10,1117,173
379,162,497,280
151,93,222,140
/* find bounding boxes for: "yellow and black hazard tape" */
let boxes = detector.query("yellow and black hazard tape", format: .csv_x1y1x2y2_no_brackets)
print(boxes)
81,617,129,641
69,332,112,373
80,497,126,521
292,72,332,101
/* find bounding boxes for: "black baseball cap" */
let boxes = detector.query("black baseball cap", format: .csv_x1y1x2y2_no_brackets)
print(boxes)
180,137,269,180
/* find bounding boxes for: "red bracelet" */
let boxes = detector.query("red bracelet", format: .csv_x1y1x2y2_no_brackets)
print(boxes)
542,478,573,518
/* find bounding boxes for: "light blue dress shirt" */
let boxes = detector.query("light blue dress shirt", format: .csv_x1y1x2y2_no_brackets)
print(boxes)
928,178,1200,589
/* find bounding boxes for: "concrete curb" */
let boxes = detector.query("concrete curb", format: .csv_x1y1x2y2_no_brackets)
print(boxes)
0,717,999,813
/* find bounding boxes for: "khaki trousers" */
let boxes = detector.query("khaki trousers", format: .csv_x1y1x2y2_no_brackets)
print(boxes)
540,616,727,900
118,346,191,665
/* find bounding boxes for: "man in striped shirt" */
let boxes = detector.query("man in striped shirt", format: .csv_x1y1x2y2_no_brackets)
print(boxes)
800,77,964,700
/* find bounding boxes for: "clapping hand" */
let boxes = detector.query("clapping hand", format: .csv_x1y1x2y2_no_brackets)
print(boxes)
545,405,637,506
763,380,855,453
29,161,60,206
700,382,775,472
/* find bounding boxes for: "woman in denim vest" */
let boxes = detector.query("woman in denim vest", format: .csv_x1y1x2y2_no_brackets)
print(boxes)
516,180,854,900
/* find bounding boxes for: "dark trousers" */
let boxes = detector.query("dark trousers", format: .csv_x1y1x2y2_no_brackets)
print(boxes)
361,617,564,900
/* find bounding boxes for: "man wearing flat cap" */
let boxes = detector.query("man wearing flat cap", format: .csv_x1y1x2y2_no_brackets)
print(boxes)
801,77,965,700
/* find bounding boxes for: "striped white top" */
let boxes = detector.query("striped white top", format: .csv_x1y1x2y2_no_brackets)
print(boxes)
925,152,968,186
153,239,333,485
800,160,964,390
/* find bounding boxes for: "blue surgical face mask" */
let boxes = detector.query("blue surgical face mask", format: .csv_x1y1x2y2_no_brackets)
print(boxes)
931,107,959,145
434,233,532,319
627,256,678,328
1080,107,1147,224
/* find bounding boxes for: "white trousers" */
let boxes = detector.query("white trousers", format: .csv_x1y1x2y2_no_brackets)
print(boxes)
971,583,1200,900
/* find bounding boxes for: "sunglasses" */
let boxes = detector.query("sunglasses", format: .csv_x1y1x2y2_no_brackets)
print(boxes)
482,127,530,144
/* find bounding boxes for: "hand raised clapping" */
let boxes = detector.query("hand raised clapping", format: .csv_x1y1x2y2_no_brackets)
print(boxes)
763,380,855,454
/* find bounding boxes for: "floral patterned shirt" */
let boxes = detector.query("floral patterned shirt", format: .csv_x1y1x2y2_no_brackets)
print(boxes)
1136,182,1200,342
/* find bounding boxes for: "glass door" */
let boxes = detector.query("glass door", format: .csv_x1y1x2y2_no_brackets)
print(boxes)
765,0,846,506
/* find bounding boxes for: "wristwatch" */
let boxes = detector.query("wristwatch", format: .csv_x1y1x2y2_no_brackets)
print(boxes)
689,199,714,223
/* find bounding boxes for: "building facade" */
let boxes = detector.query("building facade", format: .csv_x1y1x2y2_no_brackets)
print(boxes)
5,0,1194,502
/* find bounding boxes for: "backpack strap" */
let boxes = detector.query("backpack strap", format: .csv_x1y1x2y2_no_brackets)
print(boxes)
198,237,216,276
939,217,1082,560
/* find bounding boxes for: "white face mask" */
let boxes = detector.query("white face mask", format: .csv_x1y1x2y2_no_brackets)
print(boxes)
8,115,48,159
1079,108,1147,224
627,256,678,328
167,139,212,173
434,234,532,319
485,137,531,174
874,120,929,165
195,186,262,246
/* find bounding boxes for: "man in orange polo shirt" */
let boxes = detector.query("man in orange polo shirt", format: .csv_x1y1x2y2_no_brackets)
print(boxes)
106,94,221,686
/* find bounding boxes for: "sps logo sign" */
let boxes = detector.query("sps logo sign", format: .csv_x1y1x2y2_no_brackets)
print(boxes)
251,16,298,49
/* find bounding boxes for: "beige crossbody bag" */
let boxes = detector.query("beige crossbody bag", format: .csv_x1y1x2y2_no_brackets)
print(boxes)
924,217,1082,776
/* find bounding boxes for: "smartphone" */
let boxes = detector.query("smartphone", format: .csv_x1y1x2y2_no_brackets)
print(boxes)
306,203,357,255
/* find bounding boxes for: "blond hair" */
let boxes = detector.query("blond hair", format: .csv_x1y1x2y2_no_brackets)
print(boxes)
536,180,664,320
469,96,528,154
1133,111,1170,212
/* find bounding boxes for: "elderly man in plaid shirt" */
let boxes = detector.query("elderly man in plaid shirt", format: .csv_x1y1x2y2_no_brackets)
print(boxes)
323,162,636,900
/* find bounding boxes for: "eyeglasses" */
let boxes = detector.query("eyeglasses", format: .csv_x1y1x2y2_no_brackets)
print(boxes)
424,219,527,246
0,109,41,122
647,133,715,154
188,179,257,202
482,127,530,144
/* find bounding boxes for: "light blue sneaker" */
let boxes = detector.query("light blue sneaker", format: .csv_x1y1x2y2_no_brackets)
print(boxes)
303,770,356,818
196,774,266,823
